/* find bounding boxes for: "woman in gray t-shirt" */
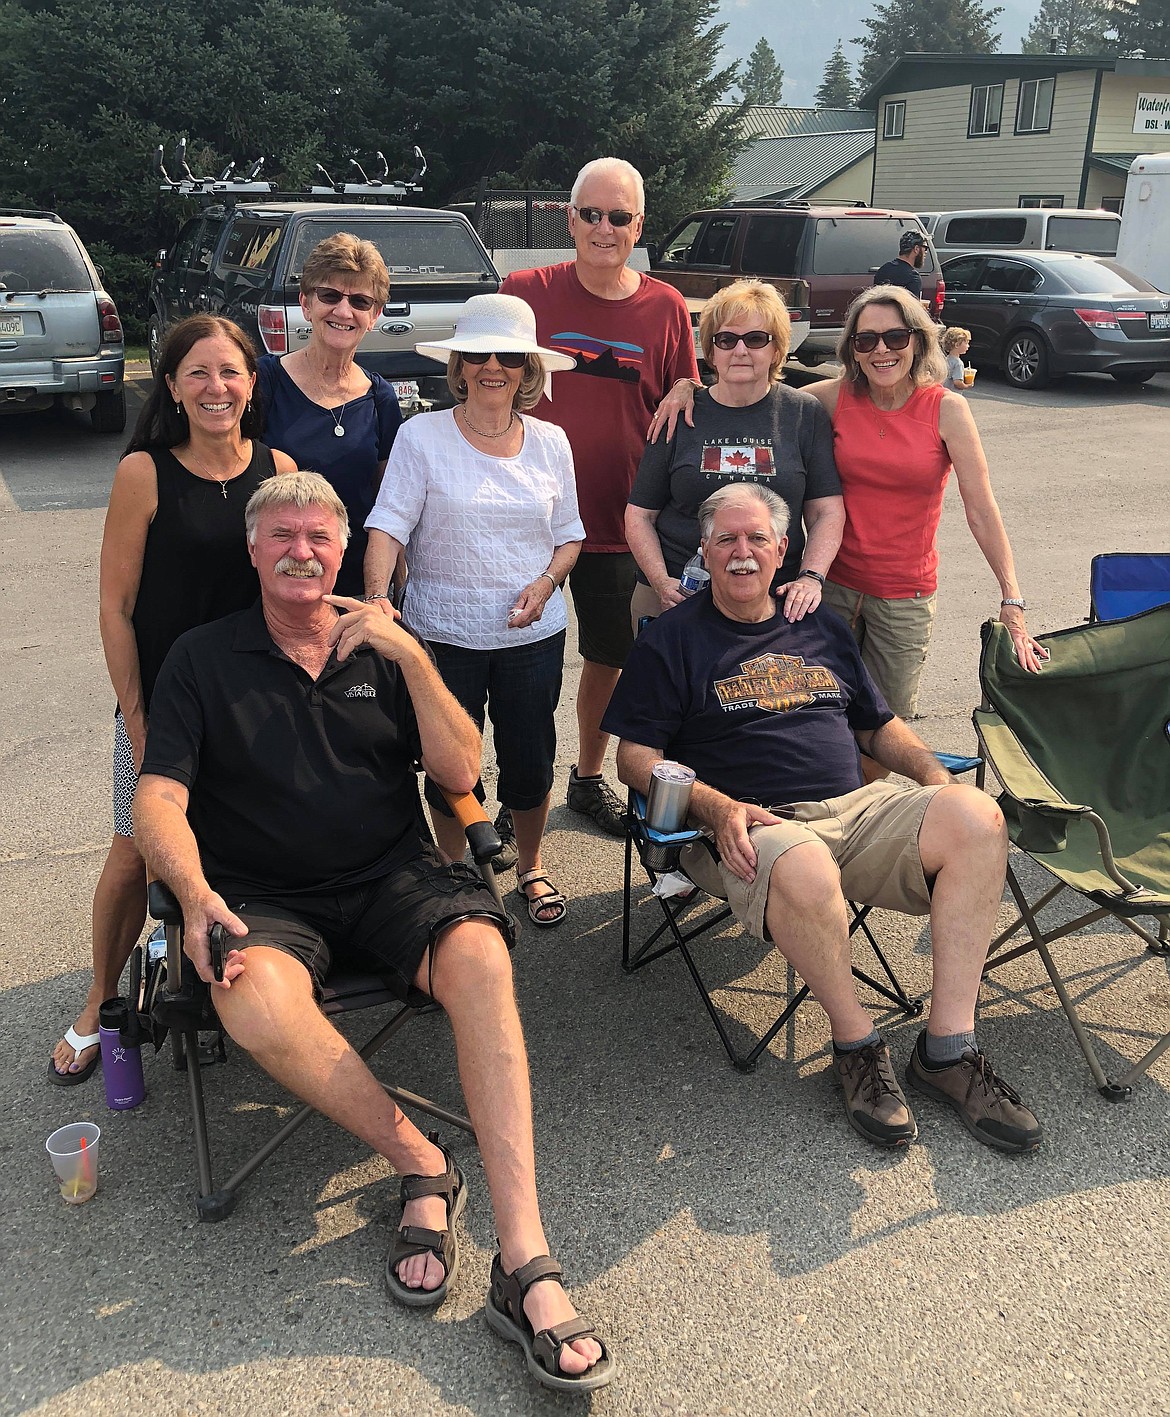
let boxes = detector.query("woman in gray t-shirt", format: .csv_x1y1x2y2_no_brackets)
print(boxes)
627,279,844,629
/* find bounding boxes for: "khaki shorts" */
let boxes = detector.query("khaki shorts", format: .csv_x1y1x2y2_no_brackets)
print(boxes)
821,580,937,720
681,780,942,941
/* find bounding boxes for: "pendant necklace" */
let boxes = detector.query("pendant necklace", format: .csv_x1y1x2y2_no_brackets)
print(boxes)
194,447,245,497
328,403,347,438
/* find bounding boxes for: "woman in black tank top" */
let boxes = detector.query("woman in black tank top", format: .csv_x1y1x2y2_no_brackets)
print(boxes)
49,316,297,1085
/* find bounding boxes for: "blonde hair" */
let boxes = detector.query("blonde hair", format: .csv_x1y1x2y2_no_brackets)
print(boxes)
299,232,390,307
446,352,545,411
698,279,792,383
837,285,948,390
245,470,350,550
942,326,972,355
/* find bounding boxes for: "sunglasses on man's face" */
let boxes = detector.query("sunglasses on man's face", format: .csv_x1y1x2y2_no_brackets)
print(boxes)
313,287,381,312
851,327,915,353
573,206,638,228
461,350,528,369
712,330,773,351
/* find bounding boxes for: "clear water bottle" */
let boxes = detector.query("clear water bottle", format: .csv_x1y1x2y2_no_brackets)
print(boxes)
678,547,710,597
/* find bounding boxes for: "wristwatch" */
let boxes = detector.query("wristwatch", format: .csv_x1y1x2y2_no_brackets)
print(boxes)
1000,597,1027,610
798,569,826,586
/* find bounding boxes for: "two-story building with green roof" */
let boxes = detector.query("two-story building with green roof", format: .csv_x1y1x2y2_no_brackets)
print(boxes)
861,52,1170,213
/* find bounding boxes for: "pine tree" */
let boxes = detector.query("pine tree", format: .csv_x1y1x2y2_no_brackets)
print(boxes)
856,0,1004,90
738,36,785,104
1021,0,1114,52
814,39,857,107
1110,0,1170,56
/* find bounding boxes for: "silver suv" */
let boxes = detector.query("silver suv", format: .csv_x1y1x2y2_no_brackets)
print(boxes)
0,210,126,432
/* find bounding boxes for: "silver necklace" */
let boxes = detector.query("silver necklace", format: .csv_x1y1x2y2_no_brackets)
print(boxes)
193,447,245,497
459,406,516,440
327,402,347,438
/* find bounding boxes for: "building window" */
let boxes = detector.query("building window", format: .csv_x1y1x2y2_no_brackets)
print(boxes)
1016,77,1055,134
1101,196,1123,214
1018,195,1064,208
883,100,906,140
969,83,1004,138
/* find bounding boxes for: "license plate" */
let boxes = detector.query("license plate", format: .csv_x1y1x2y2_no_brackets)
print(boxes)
0,314,24,336
393,380,420,402
1149,312,1170,331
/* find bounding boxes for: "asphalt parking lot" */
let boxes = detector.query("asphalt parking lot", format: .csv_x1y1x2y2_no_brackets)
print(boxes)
2,367,1170,1416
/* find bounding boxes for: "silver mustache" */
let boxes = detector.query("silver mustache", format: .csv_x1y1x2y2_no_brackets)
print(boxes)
275,555,324,578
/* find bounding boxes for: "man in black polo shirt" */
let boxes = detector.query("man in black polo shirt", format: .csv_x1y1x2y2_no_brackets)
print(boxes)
873,229,927,298
135,472,612,1393
603,483,1041,1156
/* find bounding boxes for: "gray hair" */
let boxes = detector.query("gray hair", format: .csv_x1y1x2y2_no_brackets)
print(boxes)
245,470,351,550
570,157,646,213
698,484,791,544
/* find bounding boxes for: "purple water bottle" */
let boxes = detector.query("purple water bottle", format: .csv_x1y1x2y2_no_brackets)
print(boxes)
99,996,146,1110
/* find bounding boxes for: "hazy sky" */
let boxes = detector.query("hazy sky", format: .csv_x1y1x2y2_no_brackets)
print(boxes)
715,0,1038,105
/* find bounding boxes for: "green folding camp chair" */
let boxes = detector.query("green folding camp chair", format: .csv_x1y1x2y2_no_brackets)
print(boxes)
974,605,1170,1099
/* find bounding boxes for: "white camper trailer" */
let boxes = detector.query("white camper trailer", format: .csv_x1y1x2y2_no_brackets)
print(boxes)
1116,154,1170,291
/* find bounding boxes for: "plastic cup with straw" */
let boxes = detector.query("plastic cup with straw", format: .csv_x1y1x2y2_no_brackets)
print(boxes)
46,1122,100,1204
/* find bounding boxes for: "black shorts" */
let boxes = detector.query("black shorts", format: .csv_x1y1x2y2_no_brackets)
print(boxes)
568,550,637,669
225,847,513,1003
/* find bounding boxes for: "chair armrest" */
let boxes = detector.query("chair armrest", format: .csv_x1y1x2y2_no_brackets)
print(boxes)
440,788,501,867
631,789,702,845
148,880,182,922
935,751,982,776
972,709,1088,817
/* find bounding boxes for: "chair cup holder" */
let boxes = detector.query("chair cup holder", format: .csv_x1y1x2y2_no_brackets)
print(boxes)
642,841,683,874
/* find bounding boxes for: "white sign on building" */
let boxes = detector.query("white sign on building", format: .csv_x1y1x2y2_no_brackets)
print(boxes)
1133,92,1170,134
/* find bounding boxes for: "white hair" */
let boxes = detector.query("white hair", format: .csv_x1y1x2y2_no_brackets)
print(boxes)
698,484,791,544
245,470,351,550
570,157,646,213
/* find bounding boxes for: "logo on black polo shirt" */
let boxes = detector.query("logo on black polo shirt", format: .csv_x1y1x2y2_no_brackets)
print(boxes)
714,654,841,715
344,683,377,698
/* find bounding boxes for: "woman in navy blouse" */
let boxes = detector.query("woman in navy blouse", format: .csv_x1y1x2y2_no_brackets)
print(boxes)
257,233,401,595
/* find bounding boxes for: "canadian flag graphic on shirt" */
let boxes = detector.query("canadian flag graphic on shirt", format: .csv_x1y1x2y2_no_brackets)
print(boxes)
700,443,776,479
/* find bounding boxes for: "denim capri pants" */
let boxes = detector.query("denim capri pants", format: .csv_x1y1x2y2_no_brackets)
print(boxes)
425,630,566,815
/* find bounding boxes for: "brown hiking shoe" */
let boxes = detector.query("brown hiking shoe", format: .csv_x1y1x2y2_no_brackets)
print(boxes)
833,1040,918,1147
906,1032,1042,1154
566,766,626,836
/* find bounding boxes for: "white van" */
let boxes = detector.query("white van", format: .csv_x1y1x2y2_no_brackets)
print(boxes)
920,208,1121,263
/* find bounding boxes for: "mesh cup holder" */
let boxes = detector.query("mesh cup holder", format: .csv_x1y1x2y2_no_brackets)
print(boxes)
642,841,683,874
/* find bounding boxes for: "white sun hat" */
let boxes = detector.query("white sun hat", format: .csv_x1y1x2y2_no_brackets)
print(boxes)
415,293,577,388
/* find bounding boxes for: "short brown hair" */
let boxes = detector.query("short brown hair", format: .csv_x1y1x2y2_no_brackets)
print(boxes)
446,352,545,412
299,232,390,307
698,279,791,383
837,285,948,390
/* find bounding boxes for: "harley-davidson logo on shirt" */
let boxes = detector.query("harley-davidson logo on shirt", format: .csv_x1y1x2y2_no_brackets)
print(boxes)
715,653,842,714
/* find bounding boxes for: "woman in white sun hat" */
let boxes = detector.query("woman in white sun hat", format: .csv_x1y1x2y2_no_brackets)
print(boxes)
364,294,583,928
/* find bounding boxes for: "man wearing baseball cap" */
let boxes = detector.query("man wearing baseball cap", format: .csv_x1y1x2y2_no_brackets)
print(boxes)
874,230,928,299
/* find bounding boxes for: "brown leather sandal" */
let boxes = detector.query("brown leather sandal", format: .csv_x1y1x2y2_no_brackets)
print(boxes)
384,1135,467,1309
484,1252,616,1392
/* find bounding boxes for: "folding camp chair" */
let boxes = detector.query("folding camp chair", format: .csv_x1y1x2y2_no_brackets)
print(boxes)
622,789,927,1072
134,791,504,1220
974,606,1170,1099
1089,552,1170,623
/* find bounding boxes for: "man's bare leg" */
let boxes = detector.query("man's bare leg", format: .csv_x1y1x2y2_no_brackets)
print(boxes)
917,784,1008,1036
51,835,146,1076
427,919,601,1375
575,661,620,778
762,841,873,1042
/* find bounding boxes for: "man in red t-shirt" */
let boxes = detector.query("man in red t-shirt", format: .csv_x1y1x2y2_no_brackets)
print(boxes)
503,158,699,835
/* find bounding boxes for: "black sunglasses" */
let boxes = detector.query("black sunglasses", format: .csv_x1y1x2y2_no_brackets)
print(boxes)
574,205,638,228
851,327,915,353
314,287,381,312
461,350,528,369
712,330,773,351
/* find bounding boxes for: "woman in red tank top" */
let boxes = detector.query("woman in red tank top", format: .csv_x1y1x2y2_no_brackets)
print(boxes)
806,285,1045,718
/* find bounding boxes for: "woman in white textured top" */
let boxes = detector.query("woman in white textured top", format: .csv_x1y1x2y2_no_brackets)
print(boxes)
365,295,582,927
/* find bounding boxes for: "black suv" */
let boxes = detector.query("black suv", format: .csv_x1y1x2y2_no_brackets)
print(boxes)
147,202,499,405
650,203,943,365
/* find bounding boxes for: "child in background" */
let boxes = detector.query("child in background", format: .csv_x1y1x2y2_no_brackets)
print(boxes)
942,326,972,390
